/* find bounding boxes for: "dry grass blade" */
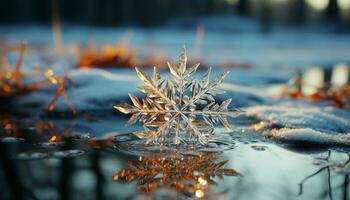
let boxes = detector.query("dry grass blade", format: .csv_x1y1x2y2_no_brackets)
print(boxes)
0,42,76,115
11,42,27,87
47,76,76,115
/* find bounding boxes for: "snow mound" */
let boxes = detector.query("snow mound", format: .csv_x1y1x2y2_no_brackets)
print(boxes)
16,68,283,113
16,68,139,113
246,104,350,134
245,104,350,145
265,128,350,146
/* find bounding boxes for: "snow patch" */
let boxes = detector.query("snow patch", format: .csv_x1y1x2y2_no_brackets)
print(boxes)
246,104,350,134
245,104,350,145
265,128,350,146
16,68,139,112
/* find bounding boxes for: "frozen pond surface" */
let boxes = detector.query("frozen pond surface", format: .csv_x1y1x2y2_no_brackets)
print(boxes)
0,24,349,199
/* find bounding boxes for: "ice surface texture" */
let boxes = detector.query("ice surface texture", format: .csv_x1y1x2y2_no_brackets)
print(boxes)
246,104,350,146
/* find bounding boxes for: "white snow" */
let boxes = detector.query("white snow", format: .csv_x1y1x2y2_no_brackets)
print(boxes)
245,104,350,145
265,128,350,145
16,68,139,112
13,66,350,146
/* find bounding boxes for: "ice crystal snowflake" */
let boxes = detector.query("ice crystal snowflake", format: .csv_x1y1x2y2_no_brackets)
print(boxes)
115,46,241,145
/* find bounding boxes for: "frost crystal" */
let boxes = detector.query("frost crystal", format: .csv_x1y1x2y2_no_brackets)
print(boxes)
115,46,241,145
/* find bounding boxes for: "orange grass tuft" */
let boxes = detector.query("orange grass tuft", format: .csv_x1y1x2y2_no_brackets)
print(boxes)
77,43,138,69
281,77,350,110
0,42,76,115
46,75,76,115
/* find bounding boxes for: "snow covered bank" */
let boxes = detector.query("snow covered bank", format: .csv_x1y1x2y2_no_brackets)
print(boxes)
245,104,350,146
16,68,139,113
15,67,290,113
266,128,350,146
13,67,350,147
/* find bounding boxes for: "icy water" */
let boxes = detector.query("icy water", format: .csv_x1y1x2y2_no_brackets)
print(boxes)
0,113,349,200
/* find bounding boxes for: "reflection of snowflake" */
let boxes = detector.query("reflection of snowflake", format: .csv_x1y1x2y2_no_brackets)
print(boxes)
113,153,240,196
115,46,241,145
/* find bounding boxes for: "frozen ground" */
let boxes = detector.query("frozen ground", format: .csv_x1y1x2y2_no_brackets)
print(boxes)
1,22,350,148
11,66,350,147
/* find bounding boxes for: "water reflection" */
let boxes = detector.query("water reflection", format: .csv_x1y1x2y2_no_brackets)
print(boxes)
299,151,350,200
0,114,62,144
0,114,23,139
1,128,350,199
114,152,240,199
1,112,350,199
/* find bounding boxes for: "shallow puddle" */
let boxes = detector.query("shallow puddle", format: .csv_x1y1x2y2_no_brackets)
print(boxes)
0,114,349,200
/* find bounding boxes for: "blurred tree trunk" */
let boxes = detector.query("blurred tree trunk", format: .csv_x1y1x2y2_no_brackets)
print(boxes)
326,0,339,22
0,0,12,22
294,0,306,24
206,0,215,14
80,0,99,25
0,145,24,200
237,0,249,16
260,0,271,33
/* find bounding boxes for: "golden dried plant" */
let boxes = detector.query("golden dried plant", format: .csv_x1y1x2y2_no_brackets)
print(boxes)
281,76,350,110
0,42,75,114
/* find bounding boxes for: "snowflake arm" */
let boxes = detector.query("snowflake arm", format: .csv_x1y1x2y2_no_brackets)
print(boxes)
114,46,243,145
